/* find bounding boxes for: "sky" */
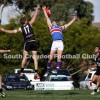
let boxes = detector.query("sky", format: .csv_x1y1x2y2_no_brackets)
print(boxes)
1,0,100,24
0,5,19,25
85,0,100,22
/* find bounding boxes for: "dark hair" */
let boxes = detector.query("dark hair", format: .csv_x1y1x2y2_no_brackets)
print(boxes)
20,17,26,25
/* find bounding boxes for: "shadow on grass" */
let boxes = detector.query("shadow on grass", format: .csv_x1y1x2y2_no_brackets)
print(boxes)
36,91,79,96
68,92,79,95
36,92,52,95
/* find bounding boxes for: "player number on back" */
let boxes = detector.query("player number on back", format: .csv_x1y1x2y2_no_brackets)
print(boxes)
24,25,30,34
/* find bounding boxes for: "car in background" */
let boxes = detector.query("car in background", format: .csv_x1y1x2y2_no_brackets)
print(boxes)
33,75,74,90
12,69,40,83
43,69,72,81
46,75,70,81
14,68,35,74
57,69,72,80
46,74,74,90
79,71,96,90
3,74,33,90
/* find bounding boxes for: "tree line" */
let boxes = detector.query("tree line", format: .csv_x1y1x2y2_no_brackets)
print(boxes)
0,0,99,76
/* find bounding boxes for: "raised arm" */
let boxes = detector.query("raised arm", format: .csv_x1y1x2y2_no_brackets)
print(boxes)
61,16,77,30
0,50,11,53
42,6,52,29
29,5,40,25
0,27,20,34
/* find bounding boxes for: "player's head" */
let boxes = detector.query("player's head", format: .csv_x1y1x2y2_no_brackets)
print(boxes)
94,46,100,53
20,17,27,25
52,21,57,26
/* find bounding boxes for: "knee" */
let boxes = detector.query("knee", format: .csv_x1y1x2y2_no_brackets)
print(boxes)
22,55,28,62
48,58,52,62
57,55,62,62
57,58,61,62
92,78,95,83
23,54,29,59
97,78,100,82
32,54,38,60
92,80,96,84
48,56,53,62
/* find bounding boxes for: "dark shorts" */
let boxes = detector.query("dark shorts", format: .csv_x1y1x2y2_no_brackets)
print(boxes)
24,41,37,52
95,70,100,75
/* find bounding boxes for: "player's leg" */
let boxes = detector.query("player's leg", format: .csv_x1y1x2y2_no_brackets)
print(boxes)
91,75,98,95
44,50,56,77
0,50,10,97
92,76,100,94
20,42,29,74
92,75,98,84
0,75,5,97
29,41,38,74
47,50,56,73
56,50,63,72
93,75,100,93
32,51,40,79
32,51,38,72
46,41,56,74
97,76,100,92
96,76,100,91
56,41,64,72
0,75,2,93
21,50,29,74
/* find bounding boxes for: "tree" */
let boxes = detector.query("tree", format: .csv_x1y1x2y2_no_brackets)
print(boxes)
0,0,94,24
0,0,97,76
0,17,100,75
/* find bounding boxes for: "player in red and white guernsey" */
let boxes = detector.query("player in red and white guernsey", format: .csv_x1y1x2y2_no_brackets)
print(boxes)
43,6,77,74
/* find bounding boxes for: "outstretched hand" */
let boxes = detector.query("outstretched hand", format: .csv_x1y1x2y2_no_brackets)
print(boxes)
73,16,78,20
42,6,46,10
7,50,11,52
37,4,40,10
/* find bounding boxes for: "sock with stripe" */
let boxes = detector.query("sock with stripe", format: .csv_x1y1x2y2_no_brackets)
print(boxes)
56,62,62,72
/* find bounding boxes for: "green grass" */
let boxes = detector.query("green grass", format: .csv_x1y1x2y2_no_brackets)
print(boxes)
0,90,100,100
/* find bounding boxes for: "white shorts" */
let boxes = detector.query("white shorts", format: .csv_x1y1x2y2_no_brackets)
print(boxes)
51,41,64,51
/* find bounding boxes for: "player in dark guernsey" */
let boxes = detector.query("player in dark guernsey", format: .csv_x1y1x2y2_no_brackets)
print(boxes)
0,5,40,77
42,6,77,75
0,50,11,97
21,23,35,42
91,46,100,95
